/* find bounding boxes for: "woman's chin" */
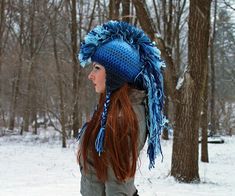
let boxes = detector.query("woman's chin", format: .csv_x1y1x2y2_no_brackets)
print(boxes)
95,88,101,93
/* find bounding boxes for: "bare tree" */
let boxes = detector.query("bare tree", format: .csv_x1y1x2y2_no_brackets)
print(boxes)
171,0,211,182
22,0,48,134
47,1,67,147
122,0,130,23
24,0,38,134
0,0,6,106
132,0,211,182
109,0,121,20
201,59,209,163
9,0,25,131
210,0,217,136
223,0,235,11
69,0,80,138
0,0,7,126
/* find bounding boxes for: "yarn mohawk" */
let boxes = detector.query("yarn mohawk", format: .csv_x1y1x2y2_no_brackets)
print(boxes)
78,20,166,169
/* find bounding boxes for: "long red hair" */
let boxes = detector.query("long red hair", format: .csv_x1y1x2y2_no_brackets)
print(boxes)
78,84,139,182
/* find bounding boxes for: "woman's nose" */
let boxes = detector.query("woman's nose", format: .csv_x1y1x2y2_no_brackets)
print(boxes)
88,71,94,80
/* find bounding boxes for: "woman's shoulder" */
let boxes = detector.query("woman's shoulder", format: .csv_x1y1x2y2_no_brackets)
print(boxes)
129,88,147,105
128,88,147,122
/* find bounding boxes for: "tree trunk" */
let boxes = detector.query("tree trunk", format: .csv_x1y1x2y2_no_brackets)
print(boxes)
122,0,130,23
201,68,209,163
53,36,66,148
9,0,24,131
162,92,169,140
50,4,67,148
109,0,121,20
162,0,167,40
23,0,38,133
29,0,38,134
162,0,173,140
9,78,15,130
166,0,173,53
210,0,217,136
70,0,80,138
174,3,180,70
0,0,6,112
9,56,23,131
87,0,97,33
171,0,211,182
152,0,161,33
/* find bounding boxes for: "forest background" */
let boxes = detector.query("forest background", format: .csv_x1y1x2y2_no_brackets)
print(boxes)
0,0,234,183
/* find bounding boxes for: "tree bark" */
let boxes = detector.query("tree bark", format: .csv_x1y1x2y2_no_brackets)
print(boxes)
201,67,209,163
0,0,9,127
50,3,67,148
162,92,169,140
22,0,41,134
152,0,161,33
52,35,66,148
162,0,173,140
87,0,97,33
166,0,173,51
171,0,211,182
210,0,217,136
0,0,6,108
9,0,24,131
162,0,167,41
122,0,130,23
174,0,186,70
109,0,121,20
70,0,80,138
29,0,38,134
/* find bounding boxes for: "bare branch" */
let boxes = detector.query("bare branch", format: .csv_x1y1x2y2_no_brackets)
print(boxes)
223,0,235,11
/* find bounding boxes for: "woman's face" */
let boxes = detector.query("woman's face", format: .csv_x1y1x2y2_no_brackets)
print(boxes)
88,63,106,93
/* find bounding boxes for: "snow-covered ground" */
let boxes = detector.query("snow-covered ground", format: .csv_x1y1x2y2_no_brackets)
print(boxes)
0,128,234,196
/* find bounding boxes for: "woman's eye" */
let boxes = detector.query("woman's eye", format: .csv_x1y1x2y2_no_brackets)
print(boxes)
93,65,101,72
91,63,102,72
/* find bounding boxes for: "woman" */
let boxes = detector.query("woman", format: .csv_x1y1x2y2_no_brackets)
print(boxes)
77,21,166,196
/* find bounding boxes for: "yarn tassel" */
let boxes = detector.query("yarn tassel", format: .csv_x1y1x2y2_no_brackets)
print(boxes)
95,91,111,156
95,127,106,155
143,64,165,169
147,143,155,169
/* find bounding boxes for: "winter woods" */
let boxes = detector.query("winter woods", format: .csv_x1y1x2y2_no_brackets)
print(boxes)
0,0,235,183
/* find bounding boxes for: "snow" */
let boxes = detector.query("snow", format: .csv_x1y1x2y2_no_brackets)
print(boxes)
176,75,184,90
0,129,235,196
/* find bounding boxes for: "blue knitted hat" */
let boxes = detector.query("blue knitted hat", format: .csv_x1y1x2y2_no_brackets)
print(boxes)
92,39,141,91
78,20,166,169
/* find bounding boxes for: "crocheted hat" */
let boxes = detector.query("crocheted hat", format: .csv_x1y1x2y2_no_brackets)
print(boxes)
78,20,166,169
91,39,142,91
